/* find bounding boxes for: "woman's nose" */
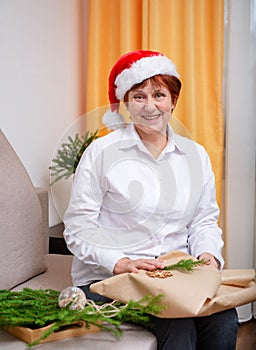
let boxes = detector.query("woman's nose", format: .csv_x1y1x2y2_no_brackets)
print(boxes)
143,97,156,113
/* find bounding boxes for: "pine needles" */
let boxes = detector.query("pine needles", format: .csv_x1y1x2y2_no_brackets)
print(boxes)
163,259,206,272
49,130,98,185
0,288,165,347
0,289,59,329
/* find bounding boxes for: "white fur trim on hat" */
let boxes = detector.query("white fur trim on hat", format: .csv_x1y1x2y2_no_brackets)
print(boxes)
102,109,125,130
115,55,179,100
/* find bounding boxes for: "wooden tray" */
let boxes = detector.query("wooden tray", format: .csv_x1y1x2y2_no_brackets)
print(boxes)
4,321,101,344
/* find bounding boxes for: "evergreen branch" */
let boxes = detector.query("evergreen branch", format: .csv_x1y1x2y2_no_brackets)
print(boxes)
0,288,165,347
163,259,206,272
49,130,98,185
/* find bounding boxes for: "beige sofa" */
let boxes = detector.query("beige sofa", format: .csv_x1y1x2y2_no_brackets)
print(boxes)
0,129,156,349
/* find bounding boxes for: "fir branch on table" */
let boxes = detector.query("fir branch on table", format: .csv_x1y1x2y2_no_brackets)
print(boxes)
0,288,165,347
49,130,98,185
114,294,166,327
163,259,206,272
0,289,60,328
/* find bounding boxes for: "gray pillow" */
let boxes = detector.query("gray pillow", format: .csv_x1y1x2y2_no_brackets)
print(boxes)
0,129,46,289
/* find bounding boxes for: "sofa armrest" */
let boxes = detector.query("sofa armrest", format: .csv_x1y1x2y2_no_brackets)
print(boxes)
35,187,49,254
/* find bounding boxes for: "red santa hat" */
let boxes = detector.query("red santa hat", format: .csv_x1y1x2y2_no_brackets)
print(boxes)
103,50,180,129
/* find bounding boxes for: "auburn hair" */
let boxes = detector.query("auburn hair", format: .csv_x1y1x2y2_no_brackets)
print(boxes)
124,74,182,105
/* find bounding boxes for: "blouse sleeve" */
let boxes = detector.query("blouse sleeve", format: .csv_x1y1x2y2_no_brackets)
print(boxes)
63,142,126,273
187,148,224,268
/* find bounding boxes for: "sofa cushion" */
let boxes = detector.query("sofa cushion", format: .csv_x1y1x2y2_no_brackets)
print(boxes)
0,129,46,289
12,254,73,291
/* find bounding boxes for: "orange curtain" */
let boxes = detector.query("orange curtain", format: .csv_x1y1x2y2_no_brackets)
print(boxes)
85,0,224,210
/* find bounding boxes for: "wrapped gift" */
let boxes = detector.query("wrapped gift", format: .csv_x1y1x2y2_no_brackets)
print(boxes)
91,251,256,318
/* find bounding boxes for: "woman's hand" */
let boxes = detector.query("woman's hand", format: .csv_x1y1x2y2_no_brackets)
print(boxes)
113,257,164,274
198,252,220,269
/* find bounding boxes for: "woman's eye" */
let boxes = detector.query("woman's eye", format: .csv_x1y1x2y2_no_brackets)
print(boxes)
155,92,165,98
134,95,144,101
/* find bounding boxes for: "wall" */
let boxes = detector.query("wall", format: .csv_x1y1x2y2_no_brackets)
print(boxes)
0,0,85,226
224,0,256,269
224,0,256,320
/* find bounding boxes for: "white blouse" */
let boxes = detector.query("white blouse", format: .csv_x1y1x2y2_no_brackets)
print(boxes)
64,123,224,286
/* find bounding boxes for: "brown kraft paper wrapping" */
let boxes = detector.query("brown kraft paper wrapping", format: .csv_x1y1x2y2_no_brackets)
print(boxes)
90,251,256,318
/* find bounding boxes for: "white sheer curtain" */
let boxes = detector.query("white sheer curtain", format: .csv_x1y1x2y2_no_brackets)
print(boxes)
224,0,256,321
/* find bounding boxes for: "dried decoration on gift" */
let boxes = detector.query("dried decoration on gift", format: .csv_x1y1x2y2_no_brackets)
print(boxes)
146,270,173,279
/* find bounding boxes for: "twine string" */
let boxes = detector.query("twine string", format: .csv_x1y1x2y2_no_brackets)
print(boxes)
84,299,126,318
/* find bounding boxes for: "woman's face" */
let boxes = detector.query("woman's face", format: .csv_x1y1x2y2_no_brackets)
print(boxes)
126,80,175,137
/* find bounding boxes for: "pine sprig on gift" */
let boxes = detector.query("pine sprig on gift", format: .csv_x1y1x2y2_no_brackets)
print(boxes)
0,288,165,347
163,259,206,272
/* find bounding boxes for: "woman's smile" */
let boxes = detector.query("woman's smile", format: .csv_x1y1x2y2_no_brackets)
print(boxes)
141,113,161,121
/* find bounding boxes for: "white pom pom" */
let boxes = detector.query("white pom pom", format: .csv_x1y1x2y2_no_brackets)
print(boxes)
102,109,125,130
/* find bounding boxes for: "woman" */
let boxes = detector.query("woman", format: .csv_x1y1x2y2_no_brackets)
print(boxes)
64,50,238,349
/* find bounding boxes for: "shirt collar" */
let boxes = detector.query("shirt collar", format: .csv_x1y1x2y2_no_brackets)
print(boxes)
119,123,187,155
166,124,186,154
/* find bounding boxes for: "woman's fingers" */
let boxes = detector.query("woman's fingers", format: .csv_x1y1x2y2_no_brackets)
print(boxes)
114,257,164,274
198,252,219,269
129,259,164,273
